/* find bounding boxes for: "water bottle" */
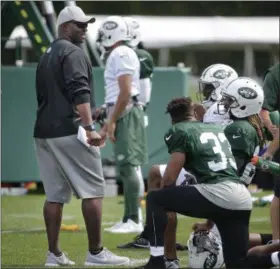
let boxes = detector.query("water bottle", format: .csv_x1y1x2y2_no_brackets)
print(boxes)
251,156,280,175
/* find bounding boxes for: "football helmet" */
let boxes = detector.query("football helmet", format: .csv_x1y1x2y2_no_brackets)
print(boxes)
218,77,264,118
197,64,238,109
188,231,224,269
96,16,131,48
123,17,141,48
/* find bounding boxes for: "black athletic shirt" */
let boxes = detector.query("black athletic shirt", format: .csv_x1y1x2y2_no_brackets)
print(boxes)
34,38,94,138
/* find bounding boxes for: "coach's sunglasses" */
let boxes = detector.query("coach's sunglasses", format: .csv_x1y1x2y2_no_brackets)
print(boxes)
68,20,88,29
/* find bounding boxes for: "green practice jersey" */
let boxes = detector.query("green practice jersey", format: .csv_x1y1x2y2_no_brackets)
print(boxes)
135,49,154,79
262,63,280,114
224,120,259,176
269,111,280,127
164,121,239,184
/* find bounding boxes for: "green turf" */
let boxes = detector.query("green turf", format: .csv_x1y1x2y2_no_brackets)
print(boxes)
1,192,272,267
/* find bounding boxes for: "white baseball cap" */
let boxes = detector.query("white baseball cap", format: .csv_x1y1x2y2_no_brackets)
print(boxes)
57,6,95,27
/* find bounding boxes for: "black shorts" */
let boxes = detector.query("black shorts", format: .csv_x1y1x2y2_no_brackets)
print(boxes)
273,148,280,197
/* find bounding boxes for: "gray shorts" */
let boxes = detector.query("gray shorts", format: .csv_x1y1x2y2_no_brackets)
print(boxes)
35,135,105,203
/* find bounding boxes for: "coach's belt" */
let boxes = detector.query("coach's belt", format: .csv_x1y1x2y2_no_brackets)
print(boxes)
106,95,139,107
105,96,141,120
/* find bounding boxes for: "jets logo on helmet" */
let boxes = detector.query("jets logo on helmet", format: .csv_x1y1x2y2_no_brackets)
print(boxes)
218,77,264,118
103,21,118,30
238,87,258,99
204,254,218,269
213,69,232,80
197,64,238,109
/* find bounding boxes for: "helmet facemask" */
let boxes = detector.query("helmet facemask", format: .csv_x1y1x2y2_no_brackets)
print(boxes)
218,93,238,115
197,81,220,104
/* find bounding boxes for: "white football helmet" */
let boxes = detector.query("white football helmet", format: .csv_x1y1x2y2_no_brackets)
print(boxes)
197,64,238,109
123,17,141,48
96,16,131,48
218,77,264,118
188,231,224,269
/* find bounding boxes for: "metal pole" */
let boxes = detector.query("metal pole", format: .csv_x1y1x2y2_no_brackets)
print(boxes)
40,1,58,38
243,44,256,77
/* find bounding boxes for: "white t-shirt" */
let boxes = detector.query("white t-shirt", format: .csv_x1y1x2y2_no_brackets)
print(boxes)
104,45,140,104
203,101,231,126
159,164,192,186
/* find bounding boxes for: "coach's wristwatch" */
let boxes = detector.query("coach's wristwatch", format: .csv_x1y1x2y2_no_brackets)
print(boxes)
83,124,96,131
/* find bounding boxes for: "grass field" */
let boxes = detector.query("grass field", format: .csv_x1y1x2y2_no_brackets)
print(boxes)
1,191,272,268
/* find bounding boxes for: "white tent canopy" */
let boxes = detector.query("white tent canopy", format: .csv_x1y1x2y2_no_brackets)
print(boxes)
5,16,280,49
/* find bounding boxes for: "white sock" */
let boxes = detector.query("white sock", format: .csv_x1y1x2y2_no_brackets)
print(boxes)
271,252,280,266
150,246,164,257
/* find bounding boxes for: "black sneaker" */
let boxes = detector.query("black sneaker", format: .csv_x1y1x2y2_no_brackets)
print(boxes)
135,256,165,269
175,243,188,251
117,234,150,249
117,234,187,251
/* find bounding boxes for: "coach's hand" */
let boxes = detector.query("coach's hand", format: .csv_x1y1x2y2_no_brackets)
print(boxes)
86,130,102,146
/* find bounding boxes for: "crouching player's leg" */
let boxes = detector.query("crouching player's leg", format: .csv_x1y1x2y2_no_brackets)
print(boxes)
117,165,189,268
247,243,280,268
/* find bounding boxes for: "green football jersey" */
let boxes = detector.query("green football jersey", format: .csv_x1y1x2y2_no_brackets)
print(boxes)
269,111,280,127
262,63,280,114
225,120,259,164
135,49,154,79
224,120,259,175
164,121,239,184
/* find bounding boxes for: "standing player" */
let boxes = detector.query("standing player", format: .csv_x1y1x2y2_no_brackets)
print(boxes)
138,97,252,269
123,17,154,225
96,16,148,234
260,63,280,245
